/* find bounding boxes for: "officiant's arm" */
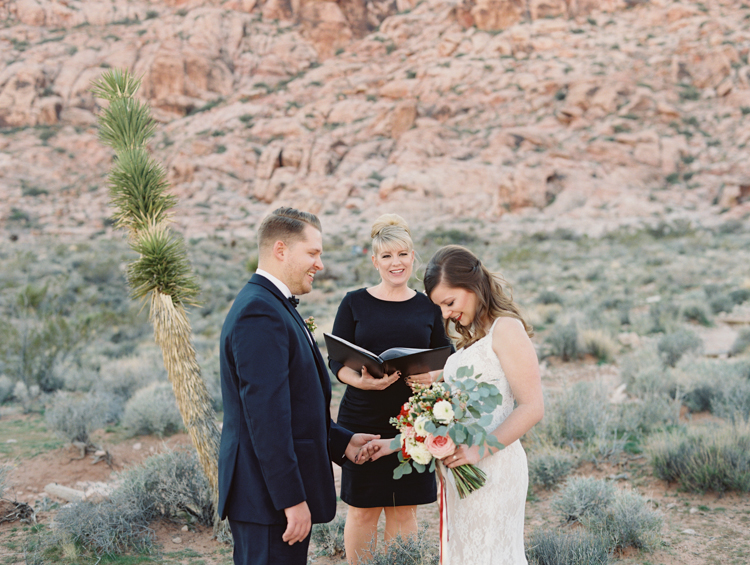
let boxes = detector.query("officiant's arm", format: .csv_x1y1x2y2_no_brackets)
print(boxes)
445,317,543,469
338,365,400,390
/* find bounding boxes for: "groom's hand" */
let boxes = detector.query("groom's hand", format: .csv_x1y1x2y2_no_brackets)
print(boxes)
282,501,311,545
346,433,380,464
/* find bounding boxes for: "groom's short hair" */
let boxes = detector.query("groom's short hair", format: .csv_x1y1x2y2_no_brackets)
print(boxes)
258,207,322,251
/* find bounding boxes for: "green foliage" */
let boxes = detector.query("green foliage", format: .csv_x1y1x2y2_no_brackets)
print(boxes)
580,490,662,552
53,448,211,556
528,447,576,489
580,329,617,363
91,68,141,101
545,321,581,361
682,303,711,325
537,290,564,305
534,382,612,445
107,148,176,232
97,97,157,153
0,375,14,404
657,329,701,367
122,382,183,436
358,526,438,565
128,229,200,305
45,391,113,444
311,516,345,557
731,327,750,356
552,477,618,523
648,423,750,492
526,529,611,565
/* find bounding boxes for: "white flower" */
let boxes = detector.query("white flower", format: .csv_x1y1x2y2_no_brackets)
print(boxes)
432,400,455,424
405,439,432,465
414,415,430,437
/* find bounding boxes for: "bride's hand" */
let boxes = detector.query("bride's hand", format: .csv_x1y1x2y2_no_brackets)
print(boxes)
362,438,399,462
359,366,400,391
442,444,481,468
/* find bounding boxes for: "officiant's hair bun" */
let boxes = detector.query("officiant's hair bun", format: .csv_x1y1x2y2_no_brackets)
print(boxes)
371,214,413,254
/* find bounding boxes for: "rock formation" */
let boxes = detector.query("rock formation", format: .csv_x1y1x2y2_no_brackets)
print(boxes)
1,0,749,241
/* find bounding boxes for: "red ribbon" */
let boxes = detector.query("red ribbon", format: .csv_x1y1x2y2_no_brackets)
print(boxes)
438,465,448,564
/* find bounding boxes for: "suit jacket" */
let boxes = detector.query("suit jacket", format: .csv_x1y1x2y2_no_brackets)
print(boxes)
218,273,353,524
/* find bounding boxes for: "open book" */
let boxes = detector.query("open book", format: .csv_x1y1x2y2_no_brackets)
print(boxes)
324,333,452,379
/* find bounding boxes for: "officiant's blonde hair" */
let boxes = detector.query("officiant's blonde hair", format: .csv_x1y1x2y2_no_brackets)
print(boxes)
370,214,413,255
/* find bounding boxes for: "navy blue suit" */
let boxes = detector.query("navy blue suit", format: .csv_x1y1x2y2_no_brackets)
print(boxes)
218,274,353,563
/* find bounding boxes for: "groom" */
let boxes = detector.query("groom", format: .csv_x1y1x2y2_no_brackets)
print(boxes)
218,207,379,565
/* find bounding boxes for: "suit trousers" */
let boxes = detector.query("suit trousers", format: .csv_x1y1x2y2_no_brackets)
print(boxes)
229,520,311,565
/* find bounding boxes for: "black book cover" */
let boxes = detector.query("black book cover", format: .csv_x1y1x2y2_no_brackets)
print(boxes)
324,333,452,378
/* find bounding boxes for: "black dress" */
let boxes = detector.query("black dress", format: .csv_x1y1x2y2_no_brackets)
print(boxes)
329,288,453,508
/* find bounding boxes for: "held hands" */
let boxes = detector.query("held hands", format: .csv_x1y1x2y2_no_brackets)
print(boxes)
359,366,400,390
346,433,381,464
282,501,311,545
442,444,482,469
360,438,400,462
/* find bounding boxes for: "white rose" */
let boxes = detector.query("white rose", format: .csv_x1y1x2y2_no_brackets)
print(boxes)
432,400,455,424
414,415,430,437
405,439,432,465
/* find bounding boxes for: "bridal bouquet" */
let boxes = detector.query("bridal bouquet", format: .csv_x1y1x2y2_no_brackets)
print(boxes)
390,366,504,499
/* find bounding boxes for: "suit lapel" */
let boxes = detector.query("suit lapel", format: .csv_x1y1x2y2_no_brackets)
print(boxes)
249,274,332,403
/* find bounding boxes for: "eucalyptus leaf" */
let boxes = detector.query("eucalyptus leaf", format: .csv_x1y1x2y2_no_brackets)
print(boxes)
413,462,425,473
425,420,437,434
390,436,401,450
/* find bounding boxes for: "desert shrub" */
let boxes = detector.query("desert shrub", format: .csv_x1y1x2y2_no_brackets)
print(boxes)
116,448,213,525
648,423,750,492
618,394,681,435
122,382,183,436
0,463,9,494
682,303,711,326
0,375,13,404
526,528,610,565
537,290,565,305
710,379,750,423
657,329,701,367
730,328,750,356
95,354,167,402
53,448,211,556
45,391,113,444
709,294,735,314
682,384,714,412
648,301,681,334
729,288,750,305
619,344,674,396
358,525,437,565
53,496,154,556
528,447,576,489
311,516,345,557
580,330,617,363
552,477,617,523
545,321,581,361
535,382,614,445
581,490,662,552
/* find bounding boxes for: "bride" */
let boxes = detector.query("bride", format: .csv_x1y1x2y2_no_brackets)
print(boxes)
364,244,543,564
424,245,544,564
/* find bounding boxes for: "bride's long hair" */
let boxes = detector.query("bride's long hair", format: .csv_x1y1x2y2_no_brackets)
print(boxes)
424,245,533,349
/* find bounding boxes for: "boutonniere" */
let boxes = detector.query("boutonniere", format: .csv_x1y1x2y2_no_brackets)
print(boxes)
305,316,317,335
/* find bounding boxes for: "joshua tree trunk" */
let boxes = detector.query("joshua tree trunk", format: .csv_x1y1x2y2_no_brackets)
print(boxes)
91,70,224,534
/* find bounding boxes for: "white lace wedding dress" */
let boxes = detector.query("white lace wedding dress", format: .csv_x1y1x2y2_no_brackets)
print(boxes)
440,318,529,564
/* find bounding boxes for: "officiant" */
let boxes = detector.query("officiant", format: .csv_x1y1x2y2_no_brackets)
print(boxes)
328,214,453,565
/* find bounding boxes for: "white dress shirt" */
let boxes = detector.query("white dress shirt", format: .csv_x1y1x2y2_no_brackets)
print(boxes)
255,268,313,345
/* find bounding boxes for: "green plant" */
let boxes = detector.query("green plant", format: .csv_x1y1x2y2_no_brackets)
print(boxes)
526,528,610,565
358,525,438,565
122,382,183,436
91,67,221,529
581,490,662,552
545,321,581,361
658,329,702,367
580,329,617,363
648,423,750,492
537,290,564,305
45,391,113,445
528,447,576,489
311,515,345,557
731,327,750,356
0,375,13,404
682,303,711,325
552,477,618,523
535,382,613,446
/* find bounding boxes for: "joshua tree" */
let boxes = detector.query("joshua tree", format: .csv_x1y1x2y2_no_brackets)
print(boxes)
91,69,223,532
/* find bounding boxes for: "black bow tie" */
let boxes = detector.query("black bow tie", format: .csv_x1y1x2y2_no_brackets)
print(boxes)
288,296,299,307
